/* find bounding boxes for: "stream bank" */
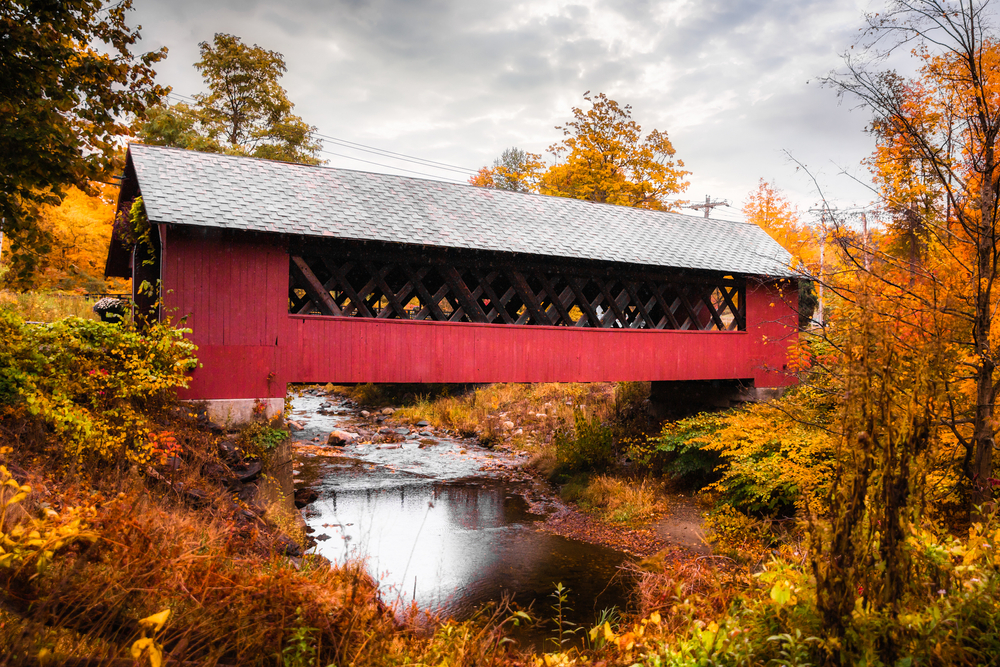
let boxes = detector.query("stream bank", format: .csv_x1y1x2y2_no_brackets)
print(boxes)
287,385,709,632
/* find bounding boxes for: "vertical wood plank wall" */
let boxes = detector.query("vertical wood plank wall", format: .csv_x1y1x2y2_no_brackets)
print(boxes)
161,228,799,401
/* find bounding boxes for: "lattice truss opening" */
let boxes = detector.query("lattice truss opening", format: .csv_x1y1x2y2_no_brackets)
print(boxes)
288,253,745,331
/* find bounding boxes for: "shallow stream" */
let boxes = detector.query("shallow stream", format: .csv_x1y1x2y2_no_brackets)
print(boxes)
289,390,633,637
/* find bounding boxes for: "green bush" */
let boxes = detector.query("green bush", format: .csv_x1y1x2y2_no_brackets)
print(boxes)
238,421,288,463
627,413,723,487
0,309,198,464
555,408,615,473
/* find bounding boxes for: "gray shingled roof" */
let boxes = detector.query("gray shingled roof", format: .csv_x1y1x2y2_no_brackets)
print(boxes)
128,144,793,277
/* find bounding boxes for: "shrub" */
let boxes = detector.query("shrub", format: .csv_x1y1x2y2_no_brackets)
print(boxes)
555,409,615,473
636,387,834,516
238,421,288,463
561,474,661,526
633,413,724,485
0,310,197,464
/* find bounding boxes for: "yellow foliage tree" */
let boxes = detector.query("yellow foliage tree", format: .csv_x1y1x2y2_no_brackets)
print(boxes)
539,93,689,211
17,185,125,292
468,147,543,193
742,179,818,268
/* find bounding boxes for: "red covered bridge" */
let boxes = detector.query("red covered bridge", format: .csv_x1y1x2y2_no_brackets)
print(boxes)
106,144,798,423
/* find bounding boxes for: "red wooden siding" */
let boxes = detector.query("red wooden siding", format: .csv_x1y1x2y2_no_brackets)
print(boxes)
161,228,798,401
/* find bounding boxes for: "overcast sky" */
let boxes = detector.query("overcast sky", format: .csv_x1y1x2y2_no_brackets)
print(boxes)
129,0,886,224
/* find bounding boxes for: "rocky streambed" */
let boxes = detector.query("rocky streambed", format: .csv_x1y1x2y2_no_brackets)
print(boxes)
287,387,633,626
287,386,709,631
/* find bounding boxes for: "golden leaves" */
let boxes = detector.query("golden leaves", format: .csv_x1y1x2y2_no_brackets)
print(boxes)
0,465,98,573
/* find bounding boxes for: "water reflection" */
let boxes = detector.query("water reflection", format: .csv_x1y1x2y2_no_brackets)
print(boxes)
306,477,631,624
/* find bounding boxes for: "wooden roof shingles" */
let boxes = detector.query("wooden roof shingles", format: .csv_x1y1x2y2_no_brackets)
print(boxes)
118,143,794,278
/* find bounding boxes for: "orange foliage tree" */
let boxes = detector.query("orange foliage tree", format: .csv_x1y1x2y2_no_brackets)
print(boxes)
742,179,818,267
6,185,124,292
830,0,1000,506
540,93,690,210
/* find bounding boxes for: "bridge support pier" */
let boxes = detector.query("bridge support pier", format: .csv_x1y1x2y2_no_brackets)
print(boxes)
647,380,786,421
184,398,286,428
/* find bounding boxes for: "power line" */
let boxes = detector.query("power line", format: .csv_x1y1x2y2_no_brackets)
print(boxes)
165,92,472,182
167,92,478,177
167,91,198,103
317,148,468,183
687,195,730,219
314,133,477,175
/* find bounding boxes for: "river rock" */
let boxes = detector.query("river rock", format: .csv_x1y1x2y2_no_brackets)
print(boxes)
218,440,238,461
395,427,410,435
294,487,318,508
360,410,371,418
419,431,433,437
381,407,395,415
287,420,305,431
502,420,515,430
416,420,430,427
327,430,360,446
320,401,332,408
232,460,263,483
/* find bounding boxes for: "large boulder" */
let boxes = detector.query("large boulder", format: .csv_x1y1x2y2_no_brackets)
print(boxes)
326,430,360,446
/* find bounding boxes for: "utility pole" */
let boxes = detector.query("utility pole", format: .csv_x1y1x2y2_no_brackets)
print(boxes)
818,219,825,328
687,195,729,218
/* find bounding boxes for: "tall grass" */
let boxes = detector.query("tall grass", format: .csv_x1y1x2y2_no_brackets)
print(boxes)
0,290,101,321
387,381,650,454
560,474,662,526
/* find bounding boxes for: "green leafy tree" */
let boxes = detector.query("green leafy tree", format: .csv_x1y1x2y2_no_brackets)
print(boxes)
140,33,322,165
540,92,690,210
469,147,543,192
138,102,222,153
0,0,167,287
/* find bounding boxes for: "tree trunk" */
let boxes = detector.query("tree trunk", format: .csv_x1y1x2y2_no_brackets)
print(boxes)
972,143,997,507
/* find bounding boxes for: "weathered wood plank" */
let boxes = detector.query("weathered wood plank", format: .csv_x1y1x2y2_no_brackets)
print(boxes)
506,269,549,325
701,287,727,331
536,272,574,326
595,278,629,328
291,255,342,316
470,268,514,324
441,265,489,322
322,258,375,318
401,264,447,321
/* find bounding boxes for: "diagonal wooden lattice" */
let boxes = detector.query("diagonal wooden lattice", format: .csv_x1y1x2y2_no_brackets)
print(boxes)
288,253,745,331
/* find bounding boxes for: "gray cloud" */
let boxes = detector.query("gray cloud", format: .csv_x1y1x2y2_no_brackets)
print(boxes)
131,0,882,217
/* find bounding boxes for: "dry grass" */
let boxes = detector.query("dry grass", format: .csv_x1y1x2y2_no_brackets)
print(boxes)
628,554,749,641
0,411,398,666
0,290,101,322
390,382,647,456
560,474,663,526
0,401,530,667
